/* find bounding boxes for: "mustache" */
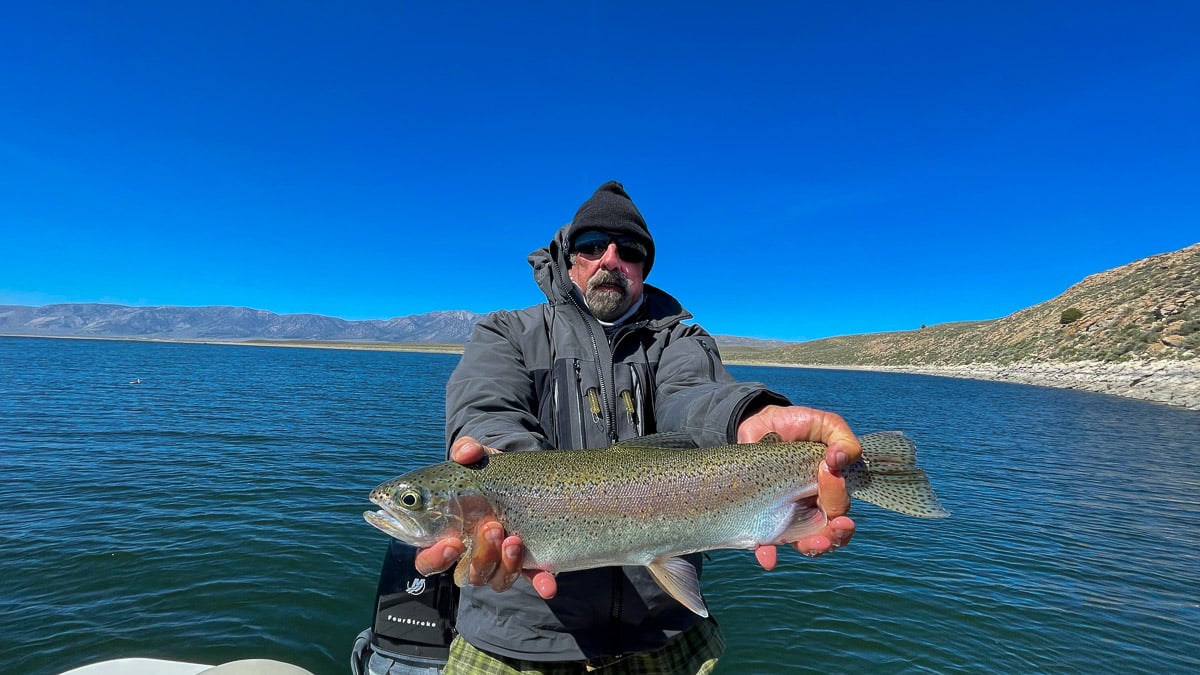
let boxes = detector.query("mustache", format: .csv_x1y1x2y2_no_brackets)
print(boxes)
587,270,630,293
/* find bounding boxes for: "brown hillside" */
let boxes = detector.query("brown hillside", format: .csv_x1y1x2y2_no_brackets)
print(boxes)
736,243,1200,366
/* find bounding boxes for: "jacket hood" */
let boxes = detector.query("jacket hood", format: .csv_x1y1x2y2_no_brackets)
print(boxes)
527,221,586,303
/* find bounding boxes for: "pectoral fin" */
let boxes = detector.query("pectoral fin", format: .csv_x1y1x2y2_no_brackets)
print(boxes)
452,537,474,587
646,557,709,617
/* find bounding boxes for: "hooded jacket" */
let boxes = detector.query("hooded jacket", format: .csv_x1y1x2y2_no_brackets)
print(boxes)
443,217,789,662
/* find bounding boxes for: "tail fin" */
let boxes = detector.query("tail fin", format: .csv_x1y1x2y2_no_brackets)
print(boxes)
845,432,950,518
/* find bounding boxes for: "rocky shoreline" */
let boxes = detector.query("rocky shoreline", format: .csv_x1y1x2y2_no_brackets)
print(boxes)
727,358,1200,411
866,360,1200,411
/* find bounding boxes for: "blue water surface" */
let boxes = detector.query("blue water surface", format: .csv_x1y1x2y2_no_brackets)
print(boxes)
1,337,1196,674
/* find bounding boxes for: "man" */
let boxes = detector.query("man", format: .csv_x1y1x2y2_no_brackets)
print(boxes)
416,181,860,673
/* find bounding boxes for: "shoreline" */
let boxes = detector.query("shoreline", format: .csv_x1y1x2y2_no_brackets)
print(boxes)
1,333,466,354
7,334,1197,412
730,358,1200,412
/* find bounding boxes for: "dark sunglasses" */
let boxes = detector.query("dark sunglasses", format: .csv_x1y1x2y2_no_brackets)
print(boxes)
571,231,648,264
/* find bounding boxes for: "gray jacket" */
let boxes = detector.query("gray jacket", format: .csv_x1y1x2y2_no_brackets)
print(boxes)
444,223,789,661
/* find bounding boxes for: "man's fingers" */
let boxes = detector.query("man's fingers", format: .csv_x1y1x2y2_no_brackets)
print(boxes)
791,516,856,558
468,521,503,585
414,538,465,576
827,515,856,548
794,534,833,557
816,461,851,518
736,407,862,469
808,410,859,469
825,435,861,471
491,535,525,592
527,570,557,599
755,545,778,570
450,437,487,465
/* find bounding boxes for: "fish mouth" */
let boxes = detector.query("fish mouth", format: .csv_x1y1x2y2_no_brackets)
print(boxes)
363,507,440,547
363,492,441,547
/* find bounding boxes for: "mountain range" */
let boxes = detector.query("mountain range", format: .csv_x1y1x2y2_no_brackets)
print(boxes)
3,242,1197,364
0,302,790,349
0,305,485,343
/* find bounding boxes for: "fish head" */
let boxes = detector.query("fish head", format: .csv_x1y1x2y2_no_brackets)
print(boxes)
363,462,491,547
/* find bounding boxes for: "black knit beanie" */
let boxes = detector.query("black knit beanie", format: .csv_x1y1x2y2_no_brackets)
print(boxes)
567,181,655,277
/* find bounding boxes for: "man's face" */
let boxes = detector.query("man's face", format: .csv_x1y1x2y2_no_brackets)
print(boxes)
567,230,646,322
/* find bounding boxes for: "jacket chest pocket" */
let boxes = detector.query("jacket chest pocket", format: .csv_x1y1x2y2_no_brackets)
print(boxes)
612,361,652,438
542,358,608,448
543,358,653,448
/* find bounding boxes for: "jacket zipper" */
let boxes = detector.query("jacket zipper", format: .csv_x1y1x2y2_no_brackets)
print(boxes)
569,294,617,443
700,339,718,380
567,292,625,648
626,365,643,435
571,360,587,450
609,568,624,656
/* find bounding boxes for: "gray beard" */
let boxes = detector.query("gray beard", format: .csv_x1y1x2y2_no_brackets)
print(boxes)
584,270,633,322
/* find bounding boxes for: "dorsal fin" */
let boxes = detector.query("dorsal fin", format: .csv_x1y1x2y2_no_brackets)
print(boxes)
758,432,784,444
611,432,697,450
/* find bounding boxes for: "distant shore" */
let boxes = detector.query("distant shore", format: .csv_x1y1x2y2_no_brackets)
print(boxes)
6,334,1197,412
185,338,1200,412
0,334,466,354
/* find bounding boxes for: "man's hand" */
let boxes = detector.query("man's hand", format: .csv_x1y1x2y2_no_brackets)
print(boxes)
737,405,861,568
411,436,557,599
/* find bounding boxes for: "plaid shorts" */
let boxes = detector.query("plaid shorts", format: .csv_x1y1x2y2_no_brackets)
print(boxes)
445,617,724,675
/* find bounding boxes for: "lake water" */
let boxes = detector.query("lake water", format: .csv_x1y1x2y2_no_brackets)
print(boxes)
1,336,1197,674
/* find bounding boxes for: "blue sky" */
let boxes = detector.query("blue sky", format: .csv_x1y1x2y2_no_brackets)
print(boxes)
1,1,1196,341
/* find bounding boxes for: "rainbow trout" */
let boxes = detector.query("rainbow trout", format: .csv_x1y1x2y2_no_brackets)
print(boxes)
364,431,948,616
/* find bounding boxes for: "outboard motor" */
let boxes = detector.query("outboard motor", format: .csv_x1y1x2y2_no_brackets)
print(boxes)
351,539,457,675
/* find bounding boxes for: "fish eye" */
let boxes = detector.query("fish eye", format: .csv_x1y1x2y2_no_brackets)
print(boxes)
398,489,424,510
